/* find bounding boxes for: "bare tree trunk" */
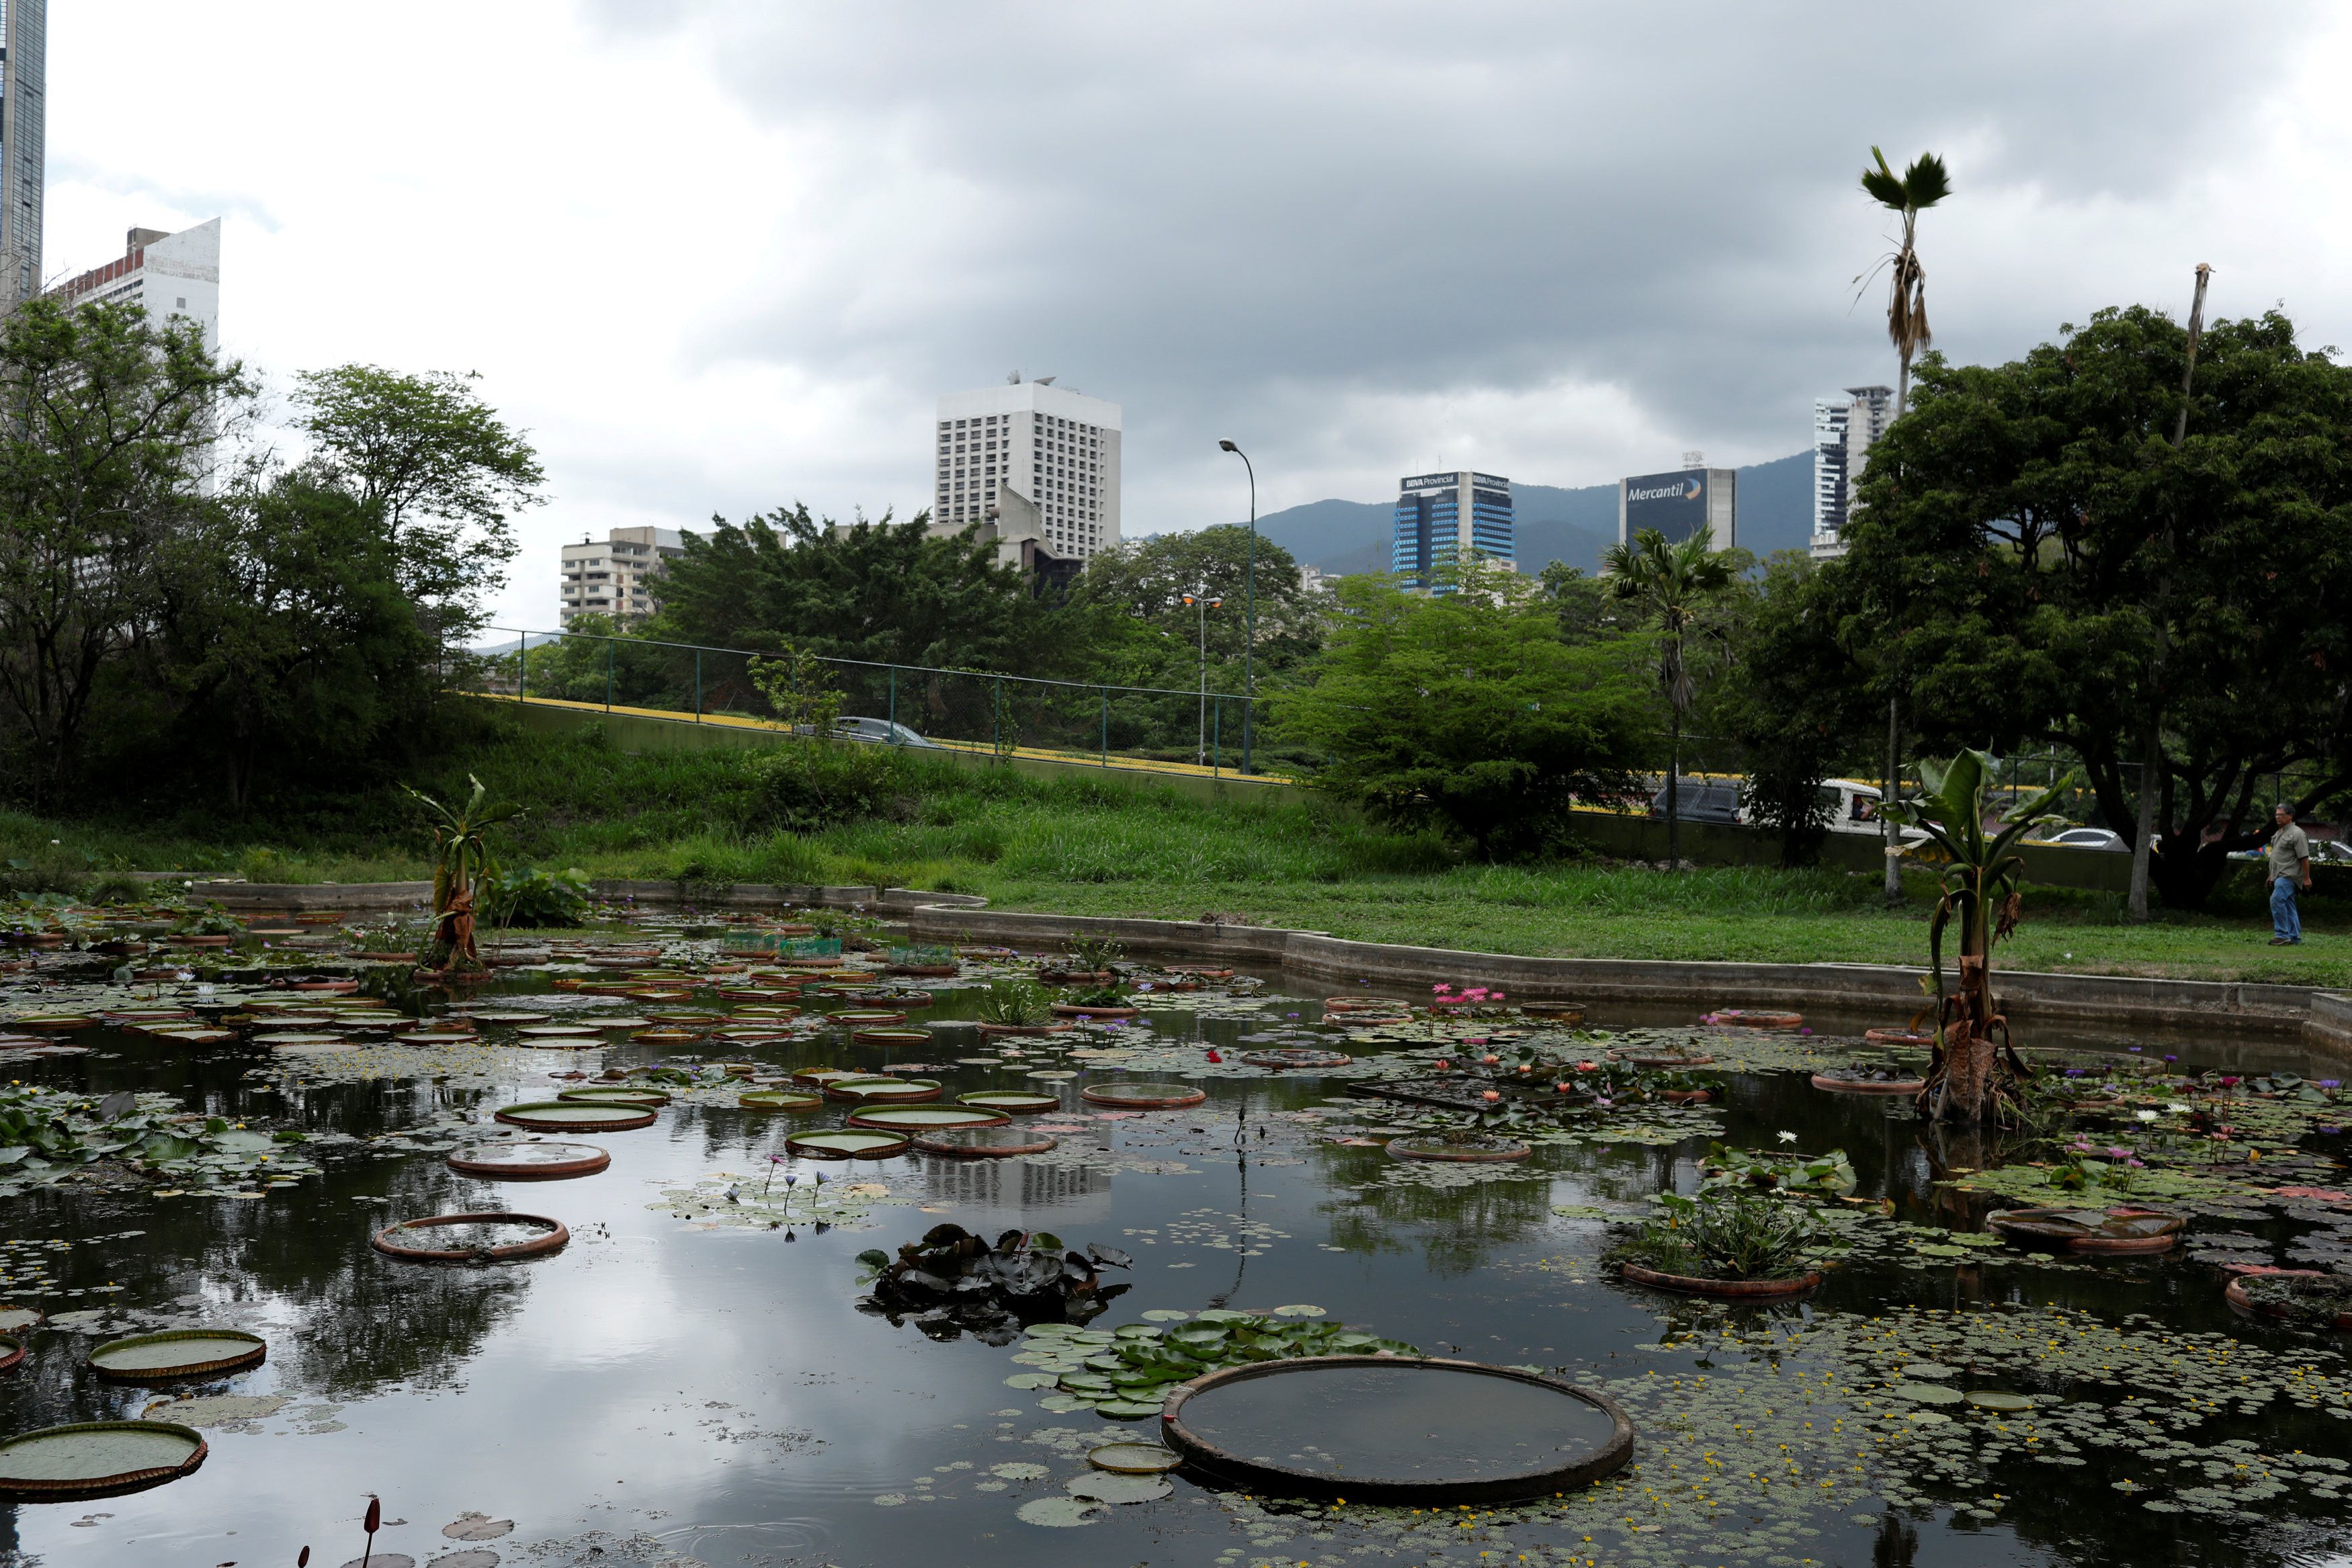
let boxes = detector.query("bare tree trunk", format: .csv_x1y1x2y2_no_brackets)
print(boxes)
1667,711,1681,873
2129,264,2211,924
1881,697,1903,904
2128,729,2159,921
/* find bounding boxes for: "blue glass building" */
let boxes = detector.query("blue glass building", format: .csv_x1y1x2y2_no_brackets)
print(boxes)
1392,470,1513,592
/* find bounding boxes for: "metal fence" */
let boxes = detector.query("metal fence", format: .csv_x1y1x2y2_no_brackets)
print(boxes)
458,626,1275,782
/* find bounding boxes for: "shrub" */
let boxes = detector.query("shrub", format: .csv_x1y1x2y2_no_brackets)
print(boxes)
478,866,593,927
748,742,910,833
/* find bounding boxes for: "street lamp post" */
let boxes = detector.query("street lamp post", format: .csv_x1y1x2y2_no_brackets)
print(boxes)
1181,593,1222,767
1217,440,1256,774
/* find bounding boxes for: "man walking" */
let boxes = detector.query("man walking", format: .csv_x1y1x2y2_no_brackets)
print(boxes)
2267,802,2312,946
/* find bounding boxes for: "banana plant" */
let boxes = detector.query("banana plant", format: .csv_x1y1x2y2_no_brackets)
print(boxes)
1884,748,2072,1125
405,775,525,916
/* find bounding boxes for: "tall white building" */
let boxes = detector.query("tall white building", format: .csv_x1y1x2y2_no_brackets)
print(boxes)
0,0,45,308
1810,384,1893,560
56,220,221,355
558,526,692,625
931,377,1122,560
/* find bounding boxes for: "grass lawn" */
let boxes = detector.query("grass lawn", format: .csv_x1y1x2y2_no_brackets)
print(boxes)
6,723,2341,988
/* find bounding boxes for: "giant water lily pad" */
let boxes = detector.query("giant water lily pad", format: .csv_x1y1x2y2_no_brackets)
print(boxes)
1066,1471,1171,1502
847,1104,1011,1132
446,1141,611,1180
785,1129,911,1160
1089,1442,1183,1473
493,1101,656,1132
739,1090,824,1113
555,1086,671,1108
0,1420,206,1496
88,1330,265,1381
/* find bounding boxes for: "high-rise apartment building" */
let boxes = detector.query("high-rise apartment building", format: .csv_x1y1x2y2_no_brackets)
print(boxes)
1810,384,1893,559
1391,471,1514,591
931,378,1122,560
558,527,694,625
56,220,221,354
0,0,42,307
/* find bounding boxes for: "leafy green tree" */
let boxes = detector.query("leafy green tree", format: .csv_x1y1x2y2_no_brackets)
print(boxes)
1602,528,1740,869
291,365,545,634
1839,304,2352,910
1535,562,1624,646
651,506,1107,734
1267,559,1650,858
1714,553,1876,867
157,474,439,813
1073,525,1320,673
0,298,250,803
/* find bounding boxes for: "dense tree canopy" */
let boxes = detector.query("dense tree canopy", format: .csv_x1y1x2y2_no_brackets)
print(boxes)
1268,560,1652,857
1831,306,2352,907
653,505,1098,676
292,365,544,634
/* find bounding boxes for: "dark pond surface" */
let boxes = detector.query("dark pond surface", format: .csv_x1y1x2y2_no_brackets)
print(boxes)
0,929,2341,1568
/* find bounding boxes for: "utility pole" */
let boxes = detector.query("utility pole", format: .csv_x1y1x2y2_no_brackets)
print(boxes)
2129,263,2212,923
1218,441,1257,775
1181,592,1221,766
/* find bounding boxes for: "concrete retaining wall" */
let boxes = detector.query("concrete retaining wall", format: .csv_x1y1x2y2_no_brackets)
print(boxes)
897,902,2320,1038
181,871,2346,1052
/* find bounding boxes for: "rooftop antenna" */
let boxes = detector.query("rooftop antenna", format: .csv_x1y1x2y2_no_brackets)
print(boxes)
1683,450,1706,468
1007,370,1022,384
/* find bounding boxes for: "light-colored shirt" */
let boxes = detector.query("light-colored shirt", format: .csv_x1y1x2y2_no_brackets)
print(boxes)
2269,822,2310,878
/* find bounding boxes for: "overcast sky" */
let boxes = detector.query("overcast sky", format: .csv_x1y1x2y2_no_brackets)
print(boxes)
42,2,2352,629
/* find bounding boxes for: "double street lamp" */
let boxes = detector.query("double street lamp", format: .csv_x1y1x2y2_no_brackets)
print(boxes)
1216,439,1256,775
1179,591,1223,767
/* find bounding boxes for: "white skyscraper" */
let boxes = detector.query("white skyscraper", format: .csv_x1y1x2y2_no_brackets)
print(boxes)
0,0,45,309
56,220,221,356
1810,384,1892,560
932,378,1122,560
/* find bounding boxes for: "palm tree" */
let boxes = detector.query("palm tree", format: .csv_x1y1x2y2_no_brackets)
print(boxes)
1603,527,1737,871
1858,146,1951,418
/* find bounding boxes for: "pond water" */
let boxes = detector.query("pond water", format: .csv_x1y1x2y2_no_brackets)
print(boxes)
0,924,2341,1568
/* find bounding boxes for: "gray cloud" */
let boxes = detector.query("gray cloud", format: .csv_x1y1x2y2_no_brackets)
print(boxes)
581,0,2323,500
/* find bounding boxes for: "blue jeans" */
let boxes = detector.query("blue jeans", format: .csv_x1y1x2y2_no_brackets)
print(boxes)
2271,875,2303,943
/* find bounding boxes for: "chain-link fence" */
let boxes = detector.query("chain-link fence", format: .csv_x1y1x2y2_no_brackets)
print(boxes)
461,626,1271,780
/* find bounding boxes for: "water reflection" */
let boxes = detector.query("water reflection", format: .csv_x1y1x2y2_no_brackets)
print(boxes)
0,946,2326,1566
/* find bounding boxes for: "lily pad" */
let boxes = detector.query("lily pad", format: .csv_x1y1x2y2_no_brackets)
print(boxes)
990,1462,1050,1479
1891,1382,1966,1405
1968,1391,2037,1413
89,1330,266,1380
1066,1472,1172,1504
1015,1496,1102,1527
0,1420,206,1495
1089,1442,1183,1474
1096,1399,1165,1418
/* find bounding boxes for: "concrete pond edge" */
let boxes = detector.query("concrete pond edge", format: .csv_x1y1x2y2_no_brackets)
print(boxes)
182,877,2352,1053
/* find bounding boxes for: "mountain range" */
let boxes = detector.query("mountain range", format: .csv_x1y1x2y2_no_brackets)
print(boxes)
1234,449,1814,577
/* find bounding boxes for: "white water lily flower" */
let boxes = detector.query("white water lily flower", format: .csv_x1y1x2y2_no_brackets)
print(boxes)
2136,1110,2160,1122
1777,1131,1798,1144
2167,1103,2191,1114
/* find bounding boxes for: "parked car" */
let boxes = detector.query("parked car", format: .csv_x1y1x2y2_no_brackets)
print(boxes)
793,716,937,747
2025,827,2126,853
1648,777,1742,826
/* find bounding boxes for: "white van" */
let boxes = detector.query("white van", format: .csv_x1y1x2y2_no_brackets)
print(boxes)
1820,779,1884,836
